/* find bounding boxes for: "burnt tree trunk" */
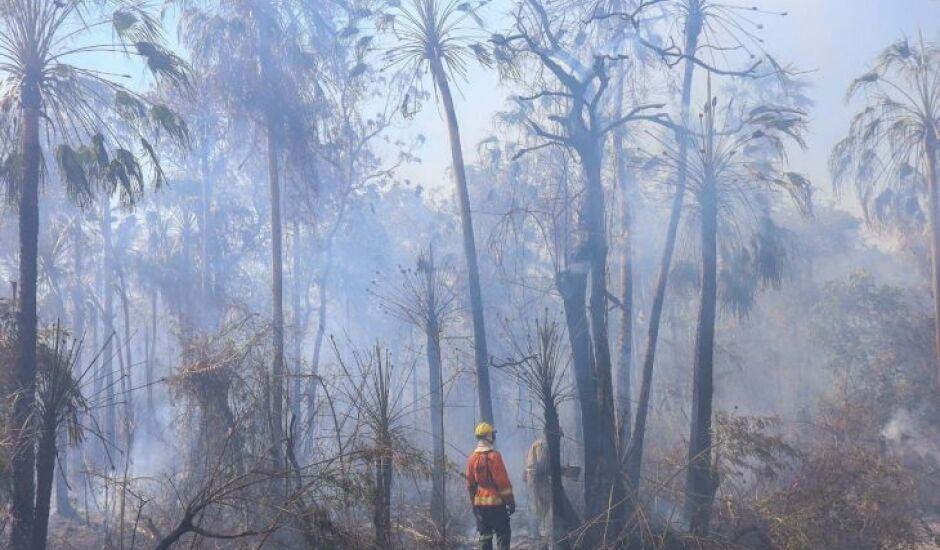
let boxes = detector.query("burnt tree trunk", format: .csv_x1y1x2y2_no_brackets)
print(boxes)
556,269,602,512
32,396,58,550
374,440,393,549
11,74,41,550
544,400,579,544
625,15,701,493
431,57,493,424
581,143,626,529
685,168,719,534
426,295,446,536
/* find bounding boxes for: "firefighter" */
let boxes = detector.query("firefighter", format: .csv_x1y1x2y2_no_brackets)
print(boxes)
466,422,515,550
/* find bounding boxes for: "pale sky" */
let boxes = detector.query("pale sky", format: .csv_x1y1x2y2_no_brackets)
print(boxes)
397,0,940,212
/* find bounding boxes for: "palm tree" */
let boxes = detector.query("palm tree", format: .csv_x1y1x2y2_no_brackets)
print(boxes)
831,35,940,383
388,0,496,423
180,0,317,476
673,88,810,532
0,3,187,548
619,0,790,498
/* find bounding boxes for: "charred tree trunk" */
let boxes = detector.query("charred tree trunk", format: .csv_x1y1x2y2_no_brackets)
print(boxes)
556,268,602,512
431,57,493,424
374,440,393,549
625,17,701,493
685,170,719,534
54,436,74,520
544,400,579,544
581,143,626,528
11,74,41,550
426,291,446,536
32,396,58,550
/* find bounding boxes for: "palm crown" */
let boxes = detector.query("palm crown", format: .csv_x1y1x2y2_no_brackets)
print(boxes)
0,0,189,203
831,35,940,230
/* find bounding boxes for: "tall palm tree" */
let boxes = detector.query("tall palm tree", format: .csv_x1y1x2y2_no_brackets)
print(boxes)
675,89,810,532
832,35,940,382
622,0,789,497
0,3,187,548
388,0,496,423
180,0,317,475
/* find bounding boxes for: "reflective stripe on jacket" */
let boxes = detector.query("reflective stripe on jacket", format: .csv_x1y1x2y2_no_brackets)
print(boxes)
466,443,514,507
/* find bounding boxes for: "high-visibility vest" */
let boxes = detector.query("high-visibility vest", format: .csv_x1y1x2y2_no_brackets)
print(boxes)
466,445,514,507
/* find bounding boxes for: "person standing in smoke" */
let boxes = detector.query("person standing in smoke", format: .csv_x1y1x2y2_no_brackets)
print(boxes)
466,422,515,550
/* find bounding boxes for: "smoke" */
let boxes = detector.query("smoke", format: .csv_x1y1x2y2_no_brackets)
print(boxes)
882,409,940,463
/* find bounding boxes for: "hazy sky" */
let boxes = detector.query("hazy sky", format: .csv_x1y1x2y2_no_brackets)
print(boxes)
98,1,939,214
397,0,939,212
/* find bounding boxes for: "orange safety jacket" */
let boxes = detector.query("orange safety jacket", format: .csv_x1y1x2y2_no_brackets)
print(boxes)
466,443,514,507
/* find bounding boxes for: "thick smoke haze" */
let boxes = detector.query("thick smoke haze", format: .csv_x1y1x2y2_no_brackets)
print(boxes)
0,1,938,549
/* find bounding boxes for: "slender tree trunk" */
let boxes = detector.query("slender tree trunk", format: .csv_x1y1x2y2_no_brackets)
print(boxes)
267,119,286,477
63,225,85,517
545,401,578,545
427,305,446,536
32,403,58,550
614,116,634,452
148,290,157,424
54,438,74,519
10,77,41,550
199,145,212,327
374,439,393,549
305,248,332,454
118,271,134,453
927,137,940,389
610,0,634,460
101,194,116,447
290,221,304,436
90,304,102,431
686,170,718,534
556,269,602,512
624,18,701,492
431,59,493,424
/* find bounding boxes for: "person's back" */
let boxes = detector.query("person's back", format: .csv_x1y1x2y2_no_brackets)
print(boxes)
523,438,550,537
466,422,515,550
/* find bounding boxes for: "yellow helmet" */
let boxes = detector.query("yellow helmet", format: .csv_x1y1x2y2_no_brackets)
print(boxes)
474,422,495,438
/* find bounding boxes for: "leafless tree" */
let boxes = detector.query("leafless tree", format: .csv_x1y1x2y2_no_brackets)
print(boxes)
371,246,459,540
493,313,580,548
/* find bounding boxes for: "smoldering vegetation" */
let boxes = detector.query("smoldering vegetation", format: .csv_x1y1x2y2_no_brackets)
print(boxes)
0,0,939,549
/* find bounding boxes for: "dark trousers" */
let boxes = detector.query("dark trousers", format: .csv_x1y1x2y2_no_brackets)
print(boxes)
474,506,511,550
